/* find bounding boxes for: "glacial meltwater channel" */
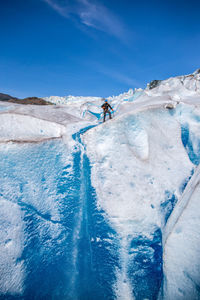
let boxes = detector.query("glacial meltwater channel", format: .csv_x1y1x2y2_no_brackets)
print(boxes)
0,126,163,300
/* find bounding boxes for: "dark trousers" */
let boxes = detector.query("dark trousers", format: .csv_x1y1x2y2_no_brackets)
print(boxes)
103,110,112,122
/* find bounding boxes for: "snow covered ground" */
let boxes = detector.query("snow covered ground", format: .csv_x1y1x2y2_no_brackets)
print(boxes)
0,69,200,299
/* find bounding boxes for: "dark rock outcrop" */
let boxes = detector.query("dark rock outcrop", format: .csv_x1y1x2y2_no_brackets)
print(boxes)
149,80,162,90
7,97,53,105
0,93,52,105
0,93,18,101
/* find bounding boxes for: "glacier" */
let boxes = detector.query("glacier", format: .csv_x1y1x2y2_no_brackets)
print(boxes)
0,70,200,300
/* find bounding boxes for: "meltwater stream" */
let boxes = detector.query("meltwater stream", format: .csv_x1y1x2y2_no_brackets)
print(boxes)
0,128,119,300
0,126,163,300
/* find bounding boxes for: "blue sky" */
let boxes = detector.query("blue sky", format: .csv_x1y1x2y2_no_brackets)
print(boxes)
0,0,200,98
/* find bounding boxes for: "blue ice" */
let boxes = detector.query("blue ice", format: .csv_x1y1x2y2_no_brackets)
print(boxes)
181,123,200,165
0,136,119,299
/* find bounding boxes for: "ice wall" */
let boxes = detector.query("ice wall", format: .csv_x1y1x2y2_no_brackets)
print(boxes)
0,135,120,299
0,141,73,297
84,105,194,299
162,181,200,300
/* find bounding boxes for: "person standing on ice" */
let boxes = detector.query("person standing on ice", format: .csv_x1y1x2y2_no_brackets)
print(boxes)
101,99,114,122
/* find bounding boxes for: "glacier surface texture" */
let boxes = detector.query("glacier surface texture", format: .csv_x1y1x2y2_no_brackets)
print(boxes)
0,70,200,300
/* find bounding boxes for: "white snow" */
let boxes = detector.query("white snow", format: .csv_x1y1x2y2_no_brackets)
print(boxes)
0,113,65,142
0,102,92,146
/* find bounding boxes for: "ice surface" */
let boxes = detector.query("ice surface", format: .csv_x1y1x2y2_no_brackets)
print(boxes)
0,106,9,112
0,141,74,297
1,70,200,299
162,174,200,299
84,104,195,299
0,113,65,142
0,136,121,299
0,198,24,295
84,106,193,231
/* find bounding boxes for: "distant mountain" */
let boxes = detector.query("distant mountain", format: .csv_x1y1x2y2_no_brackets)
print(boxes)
0,93,52,105
0,93,18,101
7,97,53,105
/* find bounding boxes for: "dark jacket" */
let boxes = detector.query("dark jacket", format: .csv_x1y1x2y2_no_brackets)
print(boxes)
101,102,113,112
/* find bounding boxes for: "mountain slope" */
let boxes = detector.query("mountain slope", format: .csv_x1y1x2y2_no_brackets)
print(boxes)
0,93,52,105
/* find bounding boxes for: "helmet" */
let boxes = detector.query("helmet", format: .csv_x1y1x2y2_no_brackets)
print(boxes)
105,99,108,102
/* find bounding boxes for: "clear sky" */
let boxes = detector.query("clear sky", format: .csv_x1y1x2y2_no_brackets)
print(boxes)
0,0,200,98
